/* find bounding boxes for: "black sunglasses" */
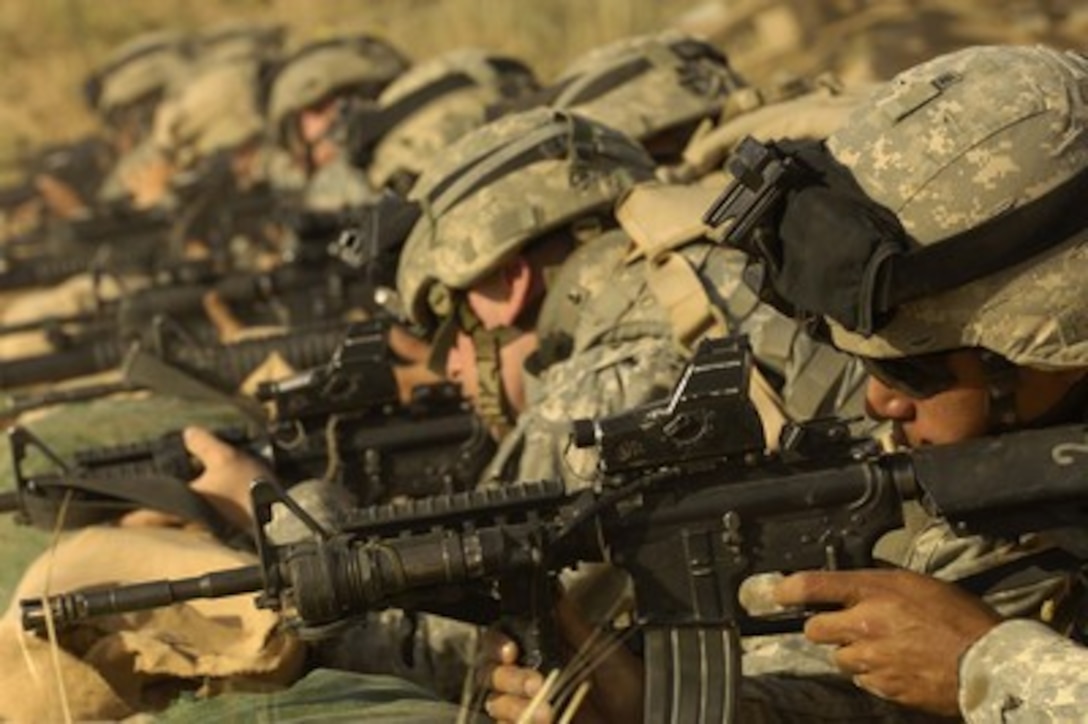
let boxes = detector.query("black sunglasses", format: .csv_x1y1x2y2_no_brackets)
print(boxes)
861,352,959,399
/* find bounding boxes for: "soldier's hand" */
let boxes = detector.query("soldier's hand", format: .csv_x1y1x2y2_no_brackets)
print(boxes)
120,426,269,532
482,629,551,724
123,153,174,209
33,173,89,219
775,569,1002,716
483,596,644,724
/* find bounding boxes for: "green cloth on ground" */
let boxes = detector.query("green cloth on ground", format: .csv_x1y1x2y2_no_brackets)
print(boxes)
152,669,477,724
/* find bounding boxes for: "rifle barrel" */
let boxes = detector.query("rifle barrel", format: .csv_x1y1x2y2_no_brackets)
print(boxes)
0,253,91,291
0,337,122,389
20,564,264,634
0,311,101,337
0,381,141,419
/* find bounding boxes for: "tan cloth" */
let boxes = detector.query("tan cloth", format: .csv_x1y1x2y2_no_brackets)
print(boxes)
0,617,132,722
0,526,305,722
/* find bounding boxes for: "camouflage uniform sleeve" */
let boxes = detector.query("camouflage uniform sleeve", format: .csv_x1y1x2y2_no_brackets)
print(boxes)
959,619,1088,723
512,336,687,489
740,516,1083,721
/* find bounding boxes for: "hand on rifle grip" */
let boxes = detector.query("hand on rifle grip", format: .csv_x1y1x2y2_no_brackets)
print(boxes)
481,627,551,724
118,426,267,533
774,569,1002,716
482,595,643,724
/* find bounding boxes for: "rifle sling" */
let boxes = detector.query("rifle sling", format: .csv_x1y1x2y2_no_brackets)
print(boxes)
20,471,228,536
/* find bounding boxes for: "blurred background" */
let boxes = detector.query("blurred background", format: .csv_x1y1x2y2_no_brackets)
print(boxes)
2,0,1084,183
1,0,700,180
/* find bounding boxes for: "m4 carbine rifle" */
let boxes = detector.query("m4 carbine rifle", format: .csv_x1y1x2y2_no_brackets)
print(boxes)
0,321,494,531
0,206,173,291
21,337,1088,724
0,197,379,349
0,316,355,393
0,150,290,293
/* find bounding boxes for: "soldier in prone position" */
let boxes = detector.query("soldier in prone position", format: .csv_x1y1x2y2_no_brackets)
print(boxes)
489,43,1088,724
179,101,869,716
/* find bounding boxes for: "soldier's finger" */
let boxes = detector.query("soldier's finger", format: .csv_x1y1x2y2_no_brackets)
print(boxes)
485,694,553,724
388,324,433,364
830,641,873,675
490,663,545,697
850,671,892,701
802,608,871,646
118,508,184,528
774,570,873,607
182,425,230,464
480,627,520,664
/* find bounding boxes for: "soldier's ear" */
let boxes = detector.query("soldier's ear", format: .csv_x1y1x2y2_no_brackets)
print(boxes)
499,255,534,326
466,255,533,329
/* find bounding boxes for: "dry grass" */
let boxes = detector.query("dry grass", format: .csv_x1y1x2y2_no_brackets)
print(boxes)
0,0,703,179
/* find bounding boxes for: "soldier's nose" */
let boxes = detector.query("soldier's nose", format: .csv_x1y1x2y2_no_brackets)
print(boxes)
864,377,916,422
445,350,463,383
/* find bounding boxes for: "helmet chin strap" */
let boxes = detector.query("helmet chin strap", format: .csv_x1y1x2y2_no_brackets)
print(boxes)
1013,368,1088,431
469,322,524,439
984,352,1088,432
456,258,556,440
982,351,1018,432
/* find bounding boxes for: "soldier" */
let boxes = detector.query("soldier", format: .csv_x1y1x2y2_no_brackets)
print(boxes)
87,30,194,206
0,31,182,221
395,107,865,489
266,35,408,210
360,48,540,196
152,63,267,197
748,43,1088,722
487,43,1088,723
0,60,276,358
549,30,748,165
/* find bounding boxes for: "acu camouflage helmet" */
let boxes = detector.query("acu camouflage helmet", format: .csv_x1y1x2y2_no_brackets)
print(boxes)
821,45,1088,369
267,35,409,146
197,19,286,67
550,30,746,157
364,48,540,193
397,107,655,332
87,30,192,121
152,64,265,171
